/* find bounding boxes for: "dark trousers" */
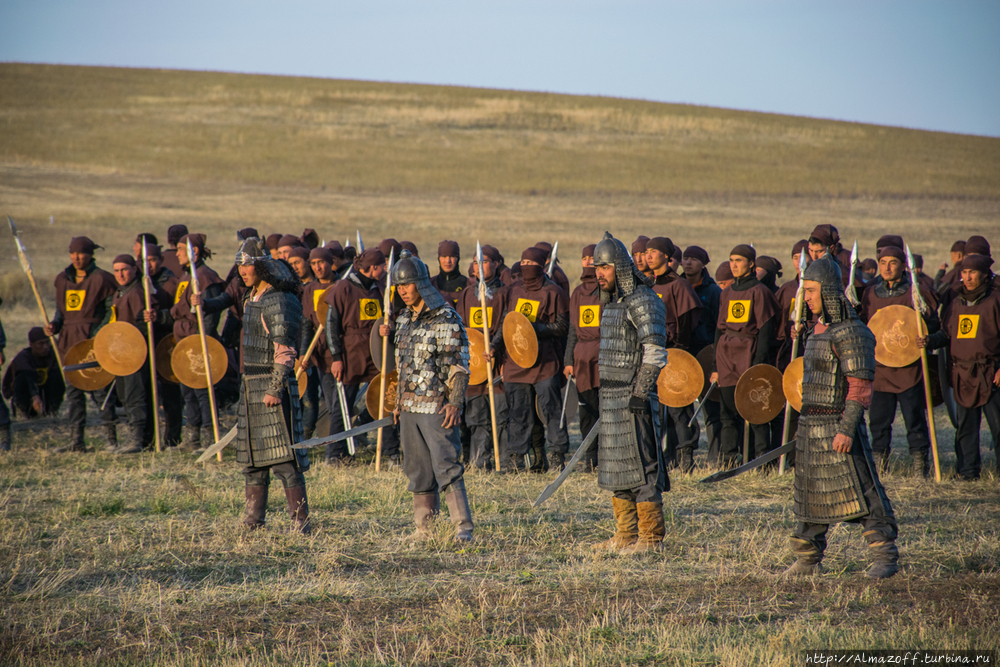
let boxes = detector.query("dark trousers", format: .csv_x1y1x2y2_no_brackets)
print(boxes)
243,460,305,489
662,403,699,459
719,385,771,463
66,383,117,429
611,405,667,505
116,366,153,443
159,380,183,447
869,384,930,456
954,388,1000,480
319,374,399,460
180,384,216,430
299,366,321,439
10,375,64,419
465,391,508,470
400,411,464,494
578,387,600,468
506,375,569,457
703,398,722,465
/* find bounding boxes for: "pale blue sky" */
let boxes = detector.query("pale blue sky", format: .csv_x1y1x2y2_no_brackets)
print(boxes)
2,1,998,136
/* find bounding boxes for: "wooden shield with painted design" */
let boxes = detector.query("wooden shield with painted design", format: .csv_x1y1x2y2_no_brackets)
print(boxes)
782,356,804,413
466,327,489,385
171,335,229,389
155,334,180,383
366,370,398,418
64,339,114,391
868,304,920,368
735,364,785,424
502,311,537,368
94,321,148,377
657,348,704,408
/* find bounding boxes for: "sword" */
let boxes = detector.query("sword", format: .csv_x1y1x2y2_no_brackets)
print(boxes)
101,380,117,410
532,418,601,508
700,439,795,483
687,381,717,428
293,416,394,449
196,424,237,463
547,240,559,279
336,380,356,456
559,374,574,429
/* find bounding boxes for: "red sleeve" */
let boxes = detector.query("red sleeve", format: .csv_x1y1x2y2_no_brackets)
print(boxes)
846,376,872,409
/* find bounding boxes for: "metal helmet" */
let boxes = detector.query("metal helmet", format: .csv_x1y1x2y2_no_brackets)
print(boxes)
235,237,269,266
391,250,446,310
802,252,853,323
592,231,651,302
235,236,296,286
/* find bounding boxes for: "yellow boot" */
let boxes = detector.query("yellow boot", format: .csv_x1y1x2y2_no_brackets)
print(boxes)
621,502,665,553
592,497,638,551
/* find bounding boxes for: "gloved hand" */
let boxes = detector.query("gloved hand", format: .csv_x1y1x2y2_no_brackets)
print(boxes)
628,396,649,415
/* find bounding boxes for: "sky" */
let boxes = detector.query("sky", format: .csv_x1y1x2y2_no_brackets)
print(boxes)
2,1,998,137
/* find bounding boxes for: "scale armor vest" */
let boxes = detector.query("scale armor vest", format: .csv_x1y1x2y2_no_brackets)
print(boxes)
395,305,470,414
597,284,667,491
793,318,878,524
235,289,307,469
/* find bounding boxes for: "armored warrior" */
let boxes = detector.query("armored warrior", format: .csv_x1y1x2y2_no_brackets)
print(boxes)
389,251,474,542
786,254,899,579
591,232,670,553
230,238,311,533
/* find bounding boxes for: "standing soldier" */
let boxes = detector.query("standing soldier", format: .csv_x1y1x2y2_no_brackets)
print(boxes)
710,245,780,467
161,225,188,278
645,237,702,472
432,240,468,307
590,232,669,553
141,243,182,447
920,254,1000,481
808,224,850,285
2,327,65,425
859,242,940,477
934,240,966,297
631,236,653,280
389,250,473,541
496,247,570,471
286,247,315,285
455,244,508,471
534,242,572,297
298,247,338,440
229,238,311,533
44,237,118,452
682,245,723,466
565,244,602,471
784,254,898,579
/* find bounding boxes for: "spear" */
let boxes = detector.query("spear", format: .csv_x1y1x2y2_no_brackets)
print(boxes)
141,243,162,452
374,248,394,472
778,249,810,475
356,230,365,252
476,242,502,470
8,216,66,382
844,240,861,308
906,244,941,482
546,241,559,279
186,238,223,462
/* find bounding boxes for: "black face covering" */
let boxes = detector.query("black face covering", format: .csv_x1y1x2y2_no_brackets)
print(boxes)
521,264,544,291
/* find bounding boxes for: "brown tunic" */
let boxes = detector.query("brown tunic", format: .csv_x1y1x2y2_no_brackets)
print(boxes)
859,281,938,393
941,287,1000,409
651,270,702,347
567,278,601,393
324,276,384,386
113,280,170,340
161,248,183,280
498,277,568,385
455,280,505,398
715,281,779,387
170,262,224,340
52,264,117,356
301,279,335,371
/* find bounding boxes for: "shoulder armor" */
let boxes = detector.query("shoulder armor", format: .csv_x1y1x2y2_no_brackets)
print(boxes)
262,290,302,348
625,285,667,347
829,319,875,380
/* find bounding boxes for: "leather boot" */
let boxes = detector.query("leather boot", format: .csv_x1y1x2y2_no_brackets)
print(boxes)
547,451,565,473
621,502,666,553
0,423,11,452
866,541,900,579
56,424,89,453
912,451,929,478
180,425,200,453
102,424,118,452
444,481,474,543
197,426,215,455
243,485,268,529
784,537,823,576
593,497,639,551
117,424,144,454
678,447,695,474
408,493,440,540
284,486,311,534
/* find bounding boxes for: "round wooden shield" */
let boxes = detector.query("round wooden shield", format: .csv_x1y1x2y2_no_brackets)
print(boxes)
466,327,490,385
366,369,398,418
315,286,332,326
170,335,229,389
695,344,720,402
735,364,785,425
369,317,396,373
782,357,804,413
64,338,114,391
657,348,704,408
295,363,309,399
868,304,920,368
502,311,538,368
94,321,148,377
155,334,180,383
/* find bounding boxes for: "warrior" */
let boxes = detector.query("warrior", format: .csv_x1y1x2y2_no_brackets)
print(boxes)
533,242,571,297
139,243,183,448
785,253,899,579
1,327,65,428
933,240,966,297
298,247,339,440
432,240,469,307
564,244,602,471
230,237,311,533
161,225,188,278
389,250,474,542
808,224,850,286
631,236,653,280
591,232,669,553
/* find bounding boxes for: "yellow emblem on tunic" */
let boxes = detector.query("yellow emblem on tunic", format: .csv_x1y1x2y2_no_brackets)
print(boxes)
65,290,85,312
515,298,540,323
470,306,492,328
579,305,600,327
174,281,189,305
359,298,382,321
109,305,118,323
957,314,979,339
727,299,751,323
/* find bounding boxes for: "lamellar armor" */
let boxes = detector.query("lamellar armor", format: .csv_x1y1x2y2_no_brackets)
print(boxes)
392,251,470,414
794,254,889,523
594,232,668,491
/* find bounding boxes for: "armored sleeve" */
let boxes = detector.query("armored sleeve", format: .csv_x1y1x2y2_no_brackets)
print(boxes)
267,363,291,398
837,399,867,439
830,320,876,381
628,287,668,398
262,292,301,350
325,293,345,362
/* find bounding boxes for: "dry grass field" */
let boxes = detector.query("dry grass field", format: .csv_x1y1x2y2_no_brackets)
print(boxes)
1,63,999,666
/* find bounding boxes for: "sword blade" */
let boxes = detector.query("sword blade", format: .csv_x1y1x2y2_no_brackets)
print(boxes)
336,380,356,456
292,416,394,449
687,381,716,427
699,440,795,483
559,375,573,429
195,424,238,463
533,418,601,508
101,379,117,410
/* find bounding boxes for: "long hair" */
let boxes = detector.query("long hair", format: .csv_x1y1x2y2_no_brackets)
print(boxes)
254,258,301,296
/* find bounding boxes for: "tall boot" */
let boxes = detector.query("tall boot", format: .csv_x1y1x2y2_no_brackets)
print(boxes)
180,425,200,453
444,481,474,543
912,451,929,478
784,537,823,576
197,426,215,455
56,424,89,453
284,485,311,534
867,541,900,579
408,493,440,541
593,497,638,551
117,424,144,454
243,485,268,530
0,423,11,452
621,502,666,553
102,424,118,452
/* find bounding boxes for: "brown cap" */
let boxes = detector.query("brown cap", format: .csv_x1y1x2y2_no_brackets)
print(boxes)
715,261,734,282
143,243,163,259
278,234,303,249
913,253,924,269
310,248,334,264
167,224,189,244
379,238,403,259
237,227,259,241
861,258,878,272
756,256,782,277
438,240,460,258
481,245,501,263
534,241,553,259
324,240,345,259
792,239,810,257
266,233,283,250
69,237,101,254
29,327,47,344
180,233,211,258
646,237,675,257
876,234,904,252
672,246,682,262
966,235,991,256
521,247,548,265
962,254,994,272
683,245,709,264
301,229,319,249
582,243,596,258
112,254,137,267
287,247,310,262
401,241,419,257
354,247,385,271
730,244,756,263
135,232,158,245
877,246,905,262
951,240,967,253
631,237,649,255
809,224,840,248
